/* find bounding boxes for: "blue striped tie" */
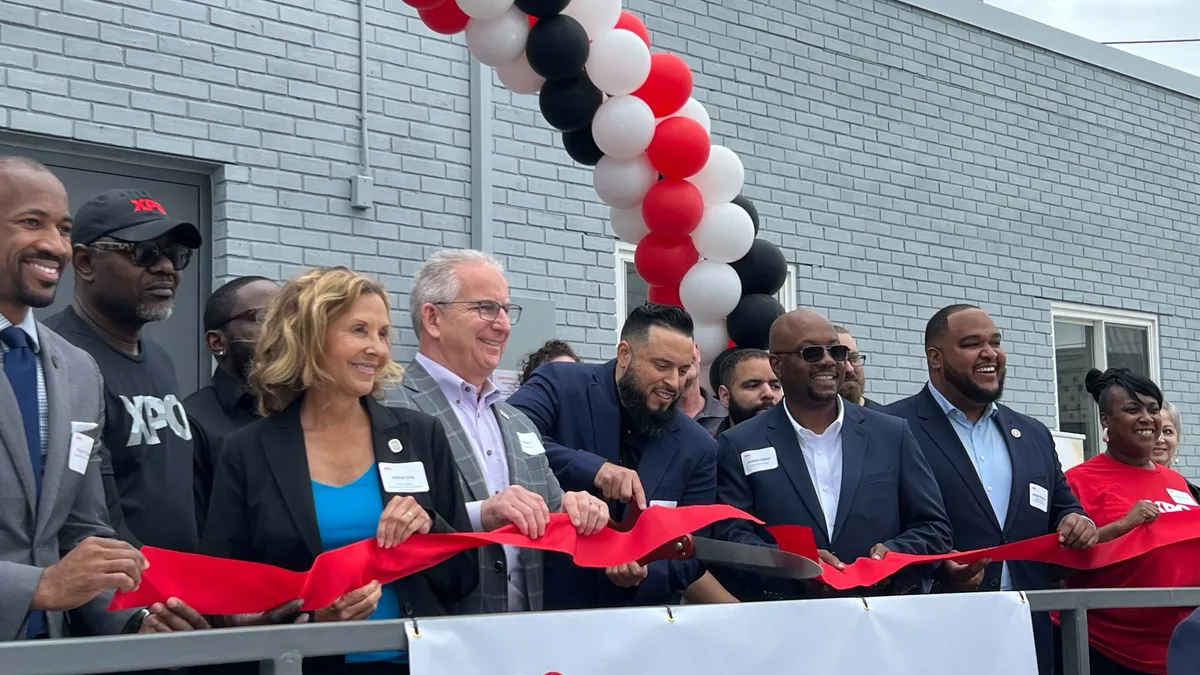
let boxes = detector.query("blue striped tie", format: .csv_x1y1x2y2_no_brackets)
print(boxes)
2,327,45,639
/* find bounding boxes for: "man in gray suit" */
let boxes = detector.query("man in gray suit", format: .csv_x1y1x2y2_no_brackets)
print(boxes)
387,249,609,615
0,156,151,640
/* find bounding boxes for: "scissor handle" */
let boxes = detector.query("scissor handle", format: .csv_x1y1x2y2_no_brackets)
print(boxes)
606,498,646,533
635,535,696,566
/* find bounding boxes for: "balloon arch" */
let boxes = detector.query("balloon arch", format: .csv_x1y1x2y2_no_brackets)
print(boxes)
405,0,791,363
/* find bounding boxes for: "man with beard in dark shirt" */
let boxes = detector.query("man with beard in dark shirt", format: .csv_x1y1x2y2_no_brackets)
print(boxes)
509,303,729,607
184,276,278,537
715,348,782,431
45,189,202,555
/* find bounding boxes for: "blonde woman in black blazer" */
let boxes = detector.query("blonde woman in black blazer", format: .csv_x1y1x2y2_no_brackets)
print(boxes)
202,267,478,675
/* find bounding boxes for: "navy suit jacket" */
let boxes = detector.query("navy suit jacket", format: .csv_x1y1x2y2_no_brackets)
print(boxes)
883,385,1086,675
715,400,952,601
1168,607,1200,674
507,359,717,609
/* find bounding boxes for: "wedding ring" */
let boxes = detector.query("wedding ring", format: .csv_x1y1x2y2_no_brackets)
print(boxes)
404,511,413,520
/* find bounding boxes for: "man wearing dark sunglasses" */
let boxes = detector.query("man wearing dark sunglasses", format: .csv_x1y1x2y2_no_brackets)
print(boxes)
45,188,205,573
184,275,279,537
713,308,951,602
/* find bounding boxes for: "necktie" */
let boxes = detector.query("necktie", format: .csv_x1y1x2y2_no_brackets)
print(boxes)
1,326,45,639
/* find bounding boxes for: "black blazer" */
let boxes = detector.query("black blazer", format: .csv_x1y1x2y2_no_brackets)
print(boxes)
201,396,479,674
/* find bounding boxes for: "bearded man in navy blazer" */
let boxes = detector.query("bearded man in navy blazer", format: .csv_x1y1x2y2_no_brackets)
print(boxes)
508,304,732,608
883,304,1097,675
715,308,952,601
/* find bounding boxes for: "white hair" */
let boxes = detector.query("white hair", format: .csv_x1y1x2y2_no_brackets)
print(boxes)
409,249,504,338
1163,401,1184,445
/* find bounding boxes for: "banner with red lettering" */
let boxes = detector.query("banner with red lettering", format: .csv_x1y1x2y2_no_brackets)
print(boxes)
112,507,1200,614
406,592,1038,675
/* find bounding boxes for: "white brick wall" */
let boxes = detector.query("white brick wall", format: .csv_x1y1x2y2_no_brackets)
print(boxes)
2,0,1199,474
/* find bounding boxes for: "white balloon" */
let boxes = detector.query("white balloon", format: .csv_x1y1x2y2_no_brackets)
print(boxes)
692,203,755,263
693,320,732,366
687,145,745,206
456,0,515,20
591,96,656,160
609,206,649,245
670,97,712,134
593,154,656,209
562,0,621,40
465,6,530,68
679,262,741,322
586,29,652,96
495,52,544,94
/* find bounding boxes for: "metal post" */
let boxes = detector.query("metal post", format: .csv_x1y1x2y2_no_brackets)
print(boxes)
468,55,493,254
1060,608,1091,675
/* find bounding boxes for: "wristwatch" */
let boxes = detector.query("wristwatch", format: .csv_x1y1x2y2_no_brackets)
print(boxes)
123,608,151,634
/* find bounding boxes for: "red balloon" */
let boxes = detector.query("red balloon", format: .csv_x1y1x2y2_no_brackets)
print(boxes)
634,233,699,287
403,0,445,9
633,53,693,117
647,285,683,307
615,11,650,47
641,180,703,237
419,1,469,34
647,117,710,180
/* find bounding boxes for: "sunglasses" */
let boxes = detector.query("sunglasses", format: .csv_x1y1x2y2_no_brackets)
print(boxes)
89,240,193,271
213,307,268,331
773,344,851,363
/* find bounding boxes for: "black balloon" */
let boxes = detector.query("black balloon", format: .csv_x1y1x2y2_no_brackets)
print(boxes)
726,294,785,351
731,239,788,296
526,15,589,82
515,0,569,18
708,346,740,393
731,194,760,235
539,73,603,132
562,126,604,165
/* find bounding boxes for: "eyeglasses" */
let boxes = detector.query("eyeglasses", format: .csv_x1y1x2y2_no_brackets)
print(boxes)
434,300,522,324
847,352,867,367
772,344,851,363
213,307,268,331
89,240,193,271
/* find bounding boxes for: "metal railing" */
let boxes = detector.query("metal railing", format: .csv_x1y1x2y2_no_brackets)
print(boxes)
2,588,1197,675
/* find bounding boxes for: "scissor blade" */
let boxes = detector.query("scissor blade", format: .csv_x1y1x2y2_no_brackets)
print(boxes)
691,537,823,580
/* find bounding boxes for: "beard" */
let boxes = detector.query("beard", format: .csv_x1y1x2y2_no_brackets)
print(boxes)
617,369,679,437
839,376,863,403
728,397,776,426
943,361,1005,405
227,340,257,382
135,301,173,323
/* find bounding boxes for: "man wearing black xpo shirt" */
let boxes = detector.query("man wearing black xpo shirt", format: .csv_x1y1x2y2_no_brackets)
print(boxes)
185,276,278,537
45,189,202,555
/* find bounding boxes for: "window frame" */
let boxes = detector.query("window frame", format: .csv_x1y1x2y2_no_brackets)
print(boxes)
1049,301,1161,456
614,240,797,334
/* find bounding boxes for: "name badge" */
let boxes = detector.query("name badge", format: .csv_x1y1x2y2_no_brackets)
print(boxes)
378,462,430,494
741,447,778,475
68,433,94,475
649,500,677,508
517,432,546,456
1167,488,1198,507
1029,483,1048,512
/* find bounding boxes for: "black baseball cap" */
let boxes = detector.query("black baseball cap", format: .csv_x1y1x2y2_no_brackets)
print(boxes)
72,188,203,249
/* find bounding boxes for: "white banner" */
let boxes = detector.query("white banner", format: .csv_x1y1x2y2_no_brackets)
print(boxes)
408,592,1038,675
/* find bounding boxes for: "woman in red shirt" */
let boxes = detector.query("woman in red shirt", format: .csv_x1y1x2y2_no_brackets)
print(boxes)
1063,368,1200,675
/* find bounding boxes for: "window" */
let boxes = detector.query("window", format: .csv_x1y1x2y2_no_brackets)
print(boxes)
614,241,797,333
1051,302,1160,459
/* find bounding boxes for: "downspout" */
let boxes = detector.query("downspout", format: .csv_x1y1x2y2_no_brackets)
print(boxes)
351,0,374,210
468,56,493,253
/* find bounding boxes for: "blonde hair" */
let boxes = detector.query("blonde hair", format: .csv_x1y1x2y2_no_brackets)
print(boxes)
249,266,404,416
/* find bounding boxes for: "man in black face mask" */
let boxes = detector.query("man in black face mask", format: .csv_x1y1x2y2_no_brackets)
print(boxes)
183,276,278,536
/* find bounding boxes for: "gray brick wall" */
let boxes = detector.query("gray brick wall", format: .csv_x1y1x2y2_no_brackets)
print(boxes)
3,0,1200,474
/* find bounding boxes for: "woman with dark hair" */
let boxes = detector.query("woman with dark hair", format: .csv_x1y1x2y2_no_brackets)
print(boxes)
517,339,579,384
1058,368,1200,675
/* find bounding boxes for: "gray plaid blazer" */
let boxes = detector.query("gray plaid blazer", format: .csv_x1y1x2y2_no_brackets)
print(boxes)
384,359,564,615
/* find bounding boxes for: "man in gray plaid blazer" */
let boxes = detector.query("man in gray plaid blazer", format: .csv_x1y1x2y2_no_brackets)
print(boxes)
386,249,609,615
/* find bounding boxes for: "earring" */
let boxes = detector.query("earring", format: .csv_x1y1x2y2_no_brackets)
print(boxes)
216,350,225,356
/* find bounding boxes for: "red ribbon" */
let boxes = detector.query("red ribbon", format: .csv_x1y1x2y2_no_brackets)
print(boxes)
111,507,1200,614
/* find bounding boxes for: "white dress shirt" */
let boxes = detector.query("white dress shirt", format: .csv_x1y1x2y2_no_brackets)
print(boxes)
783,396,845,539
417,354,528,611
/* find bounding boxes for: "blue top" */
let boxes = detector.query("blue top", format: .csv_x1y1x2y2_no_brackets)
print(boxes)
927,381,1015,591
311,467,406,664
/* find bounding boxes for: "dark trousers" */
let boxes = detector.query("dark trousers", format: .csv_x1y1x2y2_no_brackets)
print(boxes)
1088,648,1153,675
